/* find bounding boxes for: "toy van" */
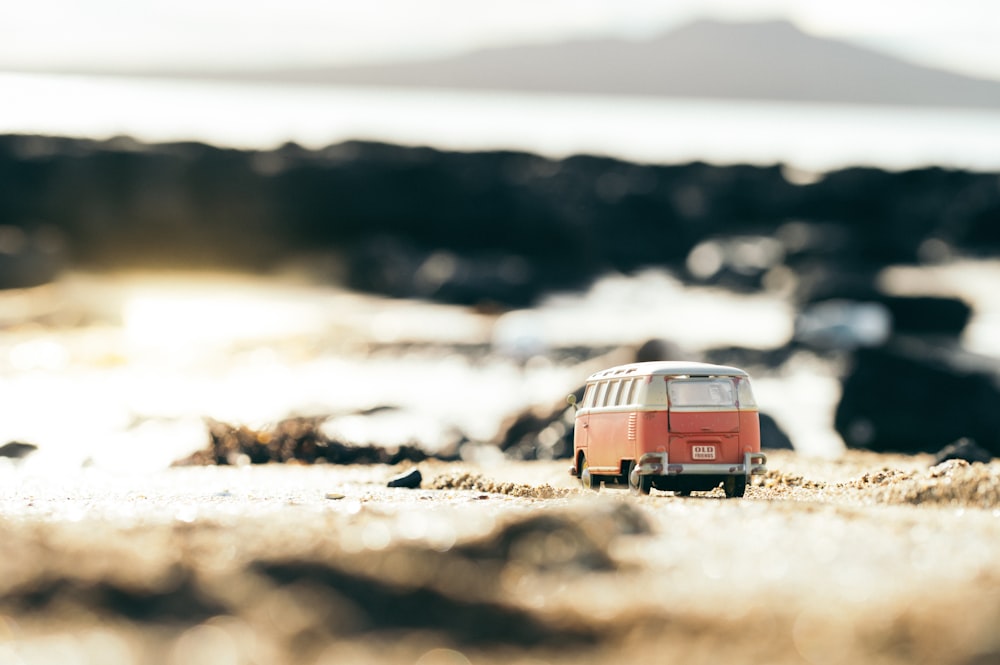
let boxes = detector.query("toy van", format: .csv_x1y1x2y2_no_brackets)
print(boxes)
568,361,766,498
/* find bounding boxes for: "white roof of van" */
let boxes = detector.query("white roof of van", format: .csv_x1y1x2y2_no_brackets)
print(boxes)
586,361,749,382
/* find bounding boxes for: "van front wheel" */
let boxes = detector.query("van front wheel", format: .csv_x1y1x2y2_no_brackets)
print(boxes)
628,461,653,496
723,475,747,499
580,457,598,491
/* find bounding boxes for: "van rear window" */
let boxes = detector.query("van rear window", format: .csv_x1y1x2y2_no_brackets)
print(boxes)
668,378,736,407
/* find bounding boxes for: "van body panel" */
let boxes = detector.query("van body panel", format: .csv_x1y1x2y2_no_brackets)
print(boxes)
668,410,740,433
634,410,669,458
588,409,631,471
574,411,590,451
669,433,741,464
739,411,761,450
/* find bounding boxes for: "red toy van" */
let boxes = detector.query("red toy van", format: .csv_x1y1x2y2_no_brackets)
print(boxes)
569,361,766,498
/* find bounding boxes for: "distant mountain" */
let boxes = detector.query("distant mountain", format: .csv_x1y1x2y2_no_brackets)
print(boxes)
239,19,1000,109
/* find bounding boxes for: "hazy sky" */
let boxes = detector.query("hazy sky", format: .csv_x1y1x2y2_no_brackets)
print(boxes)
3,0,1000,80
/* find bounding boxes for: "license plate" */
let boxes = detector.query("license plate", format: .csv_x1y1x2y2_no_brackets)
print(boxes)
692,445,716,460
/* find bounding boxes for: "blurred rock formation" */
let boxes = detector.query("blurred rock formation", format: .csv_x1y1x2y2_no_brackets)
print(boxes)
4,135,1000,308
835,342,1000,456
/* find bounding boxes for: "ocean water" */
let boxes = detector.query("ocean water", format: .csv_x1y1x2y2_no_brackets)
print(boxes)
3,263,998,471
6,72,1000,172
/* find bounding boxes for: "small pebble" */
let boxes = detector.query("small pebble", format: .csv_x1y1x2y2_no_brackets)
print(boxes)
0,441,39,459
387,468,423,489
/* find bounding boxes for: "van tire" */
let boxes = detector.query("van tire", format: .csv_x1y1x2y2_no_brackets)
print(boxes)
628,460,653,496
724,475,747,499
579,456,598,491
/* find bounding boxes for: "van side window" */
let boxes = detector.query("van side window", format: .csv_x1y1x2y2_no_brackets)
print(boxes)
645,377,667,406
595,381,609,408
622,378,637,406
737,378,757,408
606,380,621,407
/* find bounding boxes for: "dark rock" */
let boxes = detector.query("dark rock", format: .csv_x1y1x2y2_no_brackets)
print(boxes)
880,296,972,337
0,225,65,289
933,438,993,465
0,441,38,459
789,261,881,306
387,468,423,489
495,386,583,460
173,417,460,466
760,413,794,450
635,338,682,362
834,342,1000,455
702,345,797,371
793,166,993,264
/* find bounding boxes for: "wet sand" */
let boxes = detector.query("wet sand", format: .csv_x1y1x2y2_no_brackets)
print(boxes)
2,449,1000,665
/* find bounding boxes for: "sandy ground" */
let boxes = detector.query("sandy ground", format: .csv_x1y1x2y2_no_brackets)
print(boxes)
2,450,1000,665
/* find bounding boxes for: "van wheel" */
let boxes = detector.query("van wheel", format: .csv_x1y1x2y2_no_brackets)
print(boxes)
579,457,598,491
723,476,747,499
628,460,652,496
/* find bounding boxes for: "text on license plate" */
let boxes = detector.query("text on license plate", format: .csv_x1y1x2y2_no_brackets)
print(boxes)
692,445,716,460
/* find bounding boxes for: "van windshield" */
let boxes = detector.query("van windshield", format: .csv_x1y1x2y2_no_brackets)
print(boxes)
668,378,737,407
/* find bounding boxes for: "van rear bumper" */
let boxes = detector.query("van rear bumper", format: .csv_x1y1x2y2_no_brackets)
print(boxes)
633,451,767,478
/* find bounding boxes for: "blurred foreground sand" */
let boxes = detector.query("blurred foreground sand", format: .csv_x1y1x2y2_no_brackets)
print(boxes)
2,450,1000,665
